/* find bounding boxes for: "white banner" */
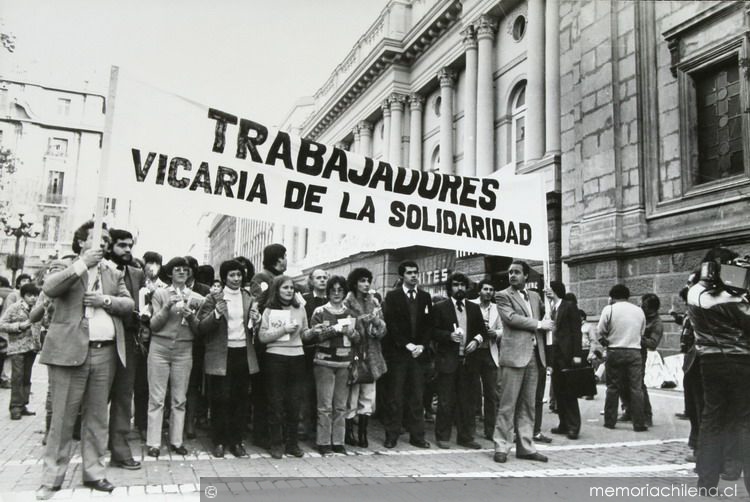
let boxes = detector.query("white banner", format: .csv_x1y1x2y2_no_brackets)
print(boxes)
102,69,550,260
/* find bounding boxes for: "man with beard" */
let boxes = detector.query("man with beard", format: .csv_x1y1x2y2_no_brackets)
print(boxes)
431,272,486,449
106,229,144,470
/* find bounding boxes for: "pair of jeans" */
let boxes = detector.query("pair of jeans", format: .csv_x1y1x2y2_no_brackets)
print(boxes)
207,347,250,446
313,364,349,446
264,353,305,448
9,351,36,412
603,348,645,429
146,339,193,448
697,356,750,493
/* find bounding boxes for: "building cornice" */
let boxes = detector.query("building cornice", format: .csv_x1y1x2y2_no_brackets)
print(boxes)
304,0,463,140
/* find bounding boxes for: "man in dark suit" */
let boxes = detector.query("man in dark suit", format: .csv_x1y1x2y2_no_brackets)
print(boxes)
432,272,487,449
37,221,134,499
493,260,554,464
382,260,433,449
106,229,144,470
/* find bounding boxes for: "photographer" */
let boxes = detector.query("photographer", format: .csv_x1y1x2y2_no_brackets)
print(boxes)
687,247,750,492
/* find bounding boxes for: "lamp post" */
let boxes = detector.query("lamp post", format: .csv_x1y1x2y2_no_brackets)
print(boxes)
1,210,42,284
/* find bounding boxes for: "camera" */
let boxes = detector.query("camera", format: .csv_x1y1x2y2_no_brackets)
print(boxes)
699,255,750,295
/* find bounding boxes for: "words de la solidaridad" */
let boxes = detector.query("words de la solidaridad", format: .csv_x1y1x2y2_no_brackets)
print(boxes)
127,108,534,246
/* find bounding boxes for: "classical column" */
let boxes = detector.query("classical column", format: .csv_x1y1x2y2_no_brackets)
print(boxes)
352,128,361,154
388,93,406,167
476,15,496,176
381,99,391,161
408,94,424,171
545,0,560,155
526,0,546,163
358,121,373,157
438,68,456,174
462,26,478,177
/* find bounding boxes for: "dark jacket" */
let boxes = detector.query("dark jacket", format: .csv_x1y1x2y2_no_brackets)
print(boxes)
432,298,487,374
249,268,281,313
382,287,433,361
687,282,750,358
552,299,583,367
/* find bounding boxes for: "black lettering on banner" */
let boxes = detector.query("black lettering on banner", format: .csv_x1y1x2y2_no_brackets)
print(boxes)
368,161,393,191
237,171,248,199
265,131,294,170
457,214,471,237
132,149,156,182
246,173,267,204
470,215,485,240
388,200,406,227
189,162,212,193
348,157,374,186
284,181,326,213
168,157,191,189
459,177,479,208
506,221,518,244
339,193,375,223
393,166,419,195
208,108,238,154
297,139,326,176
418,171,440,199
304,184,327,213
322,148,348,182
422,206,436,233
492,219,505,242
236,119,267,162
156,154,168,185
438,174,462,205
479,178,499,211
214,166,238,198
443,210,456,235
519,223,532,246
406,205,421,230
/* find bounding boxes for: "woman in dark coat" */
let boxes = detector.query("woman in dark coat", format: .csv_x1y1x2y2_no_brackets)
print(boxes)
550,292,583,439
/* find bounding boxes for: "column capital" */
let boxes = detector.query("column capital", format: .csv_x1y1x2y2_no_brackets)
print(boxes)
461,25,477,50
475,15,498,40
438,68,456,88
409,93,425,111
388,92,408,110
357,120,373,134
351,126,360,139
334,141,348,150
381,99,392,117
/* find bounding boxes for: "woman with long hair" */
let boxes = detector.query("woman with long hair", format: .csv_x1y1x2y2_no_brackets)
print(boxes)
343,268,387,448
258,275,309,459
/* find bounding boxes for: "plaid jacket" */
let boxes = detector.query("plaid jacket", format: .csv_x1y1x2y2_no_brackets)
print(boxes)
0,301,41,355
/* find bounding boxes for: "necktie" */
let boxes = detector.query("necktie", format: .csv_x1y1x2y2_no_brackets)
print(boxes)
408,290,415,301
456,299,463,312
519,289,528,301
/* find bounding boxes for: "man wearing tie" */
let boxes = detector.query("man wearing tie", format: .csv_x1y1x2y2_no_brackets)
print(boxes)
382,260,433,449
432,272,487,449
37,221,134,498
493,260,554,463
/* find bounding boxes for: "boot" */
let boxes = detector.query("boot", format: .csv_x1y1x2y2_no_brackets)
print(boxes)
357,415,368,448
345,419,357,446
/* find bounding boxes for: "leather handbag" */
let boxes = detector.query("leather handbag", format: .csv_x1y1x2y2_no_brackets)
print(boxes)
560,366,597,398
347,347,374,385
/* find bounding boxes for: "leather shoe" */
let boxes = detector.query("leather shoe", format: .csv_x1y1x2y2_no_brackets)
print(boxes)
170,444,188,455
533,433,552,444
633,426,648,432
550,427,568,435
384,437,397,449
10,410,21,420
566,433,579,440
212,444,224,458
517,452,548,462
83,479,115,493
331,445,347,455
409,438,430,448
285,445,304,457
147,447,160,458
36,485,61,500
603,424,616,430
229,444,247,458
458,440,482,450
493,452,507,463
110,458,141,470
435,440,450,449
21,408,36,416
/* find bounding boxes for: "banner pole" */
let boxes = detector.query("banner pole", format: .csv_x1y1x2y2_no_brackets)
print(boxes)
92,65,120,247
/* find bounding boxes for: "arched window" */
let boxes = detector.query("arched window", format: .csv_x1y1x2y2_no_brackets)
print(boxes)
510,82,527,167
430,145,440,172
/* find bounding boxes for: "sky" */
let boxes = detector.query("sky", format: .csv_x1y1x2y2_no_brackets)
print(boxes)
0,0,389,257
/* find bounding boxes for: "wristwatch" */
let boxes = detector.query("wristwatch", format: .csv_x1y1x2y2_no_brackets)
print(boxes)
103,296,112,307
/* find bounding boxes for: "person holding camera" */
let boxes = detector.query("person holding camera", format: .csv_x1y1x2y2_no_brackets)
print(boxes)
687,248,750,492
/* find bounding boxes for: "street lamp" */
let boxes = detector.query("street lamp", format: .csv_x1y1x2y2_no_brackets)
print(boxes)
0,209,42,284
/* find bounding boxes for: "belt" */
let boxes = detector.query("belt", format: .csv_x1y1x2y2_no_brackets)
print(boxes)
89,340,115,348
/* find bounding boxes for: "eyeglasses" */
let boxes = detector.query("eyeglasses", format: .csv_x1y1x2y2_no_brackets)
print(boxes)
172,267,190,273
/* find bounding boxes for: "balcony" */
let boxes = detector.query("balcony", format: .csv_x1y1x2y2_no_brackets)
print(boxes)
37,192,69,207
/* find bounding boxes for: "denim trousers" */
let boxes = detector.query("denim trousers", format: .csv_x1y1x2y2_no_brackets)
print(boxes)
313,364,349,446
147,339,193,448
603,348,645,429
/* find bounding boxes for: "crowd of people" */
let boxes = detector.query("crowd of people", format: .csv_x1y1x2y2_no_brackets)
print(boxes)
0,219,746,497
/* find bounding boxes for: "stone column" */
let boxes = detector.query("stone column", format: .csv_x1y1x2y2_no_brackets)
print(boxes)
526,0,546,163
388,93,406,166
545,0,560,155
381,99,391,161
408,94,424,171
476,15,497,176
438,68,456,174
462,26,478,177
358,121,373,157
352,128,361,154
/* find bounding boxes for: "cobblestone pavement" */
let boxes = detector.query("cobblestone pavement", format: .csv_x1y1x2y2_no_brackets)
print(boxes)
0,363,745,501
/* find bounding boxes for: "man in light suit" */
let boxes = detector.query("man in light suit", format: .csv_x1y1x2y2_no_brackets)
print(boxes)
470,279,502,441
106,229,144,470
432,272,487,449
382,260,433,449
493,260,554,463
37,221,134,499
